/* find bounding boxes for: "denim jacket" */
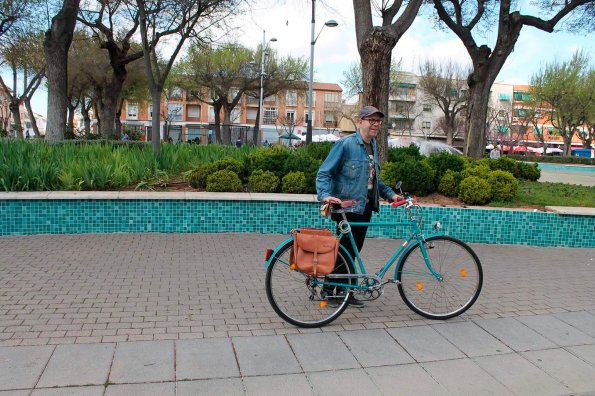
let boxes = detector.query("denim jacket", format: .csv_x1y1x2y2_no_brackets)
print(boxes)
316,131,396,214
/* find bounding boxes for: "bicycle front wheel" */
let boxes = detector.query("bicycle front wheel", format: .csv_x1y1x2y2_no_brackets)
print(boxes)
397,236,482,320
265,240,355,328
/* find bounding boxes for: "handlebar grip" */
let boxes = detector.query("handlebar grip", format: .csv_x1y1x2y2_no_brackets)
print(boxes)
392,200,408,208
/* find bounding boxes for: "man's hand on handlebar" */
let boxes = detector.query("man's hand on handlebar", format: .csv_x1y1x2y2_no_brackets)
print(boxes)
323,197,357,208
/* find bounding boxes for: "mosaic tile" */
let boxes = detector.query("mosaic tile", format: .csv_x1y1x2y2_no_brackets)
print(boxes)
0,199,593,248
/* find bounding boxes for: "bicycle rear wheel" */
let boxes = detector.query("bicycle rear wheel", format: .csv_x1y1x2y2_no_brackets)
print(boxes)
265,240,355,328
397,235,482,320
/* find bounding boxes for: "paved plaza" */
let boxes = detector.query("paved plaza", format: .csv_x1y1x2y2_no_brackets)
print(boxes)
1,232,595,395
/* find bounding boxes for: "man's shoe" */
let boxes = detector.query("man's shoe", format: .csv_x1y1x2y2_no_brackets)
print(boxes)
349,297,366,308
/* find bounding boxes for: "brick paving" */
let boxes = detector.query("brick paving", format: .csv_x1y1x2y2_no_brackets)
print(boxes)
1,233,594,346
1,233,595,395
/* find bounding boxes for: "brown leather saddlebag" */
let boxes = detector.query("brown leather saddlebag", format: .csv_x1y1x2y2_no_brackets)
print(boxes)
291,228,339,276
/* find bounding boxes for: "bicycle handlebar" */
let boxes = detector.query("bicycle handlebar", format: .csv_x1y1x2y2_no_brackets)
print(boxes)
391,199,408,208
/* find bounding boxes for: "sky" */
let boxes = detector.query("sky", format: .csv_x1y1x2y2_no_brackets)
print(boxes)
27,0,594,116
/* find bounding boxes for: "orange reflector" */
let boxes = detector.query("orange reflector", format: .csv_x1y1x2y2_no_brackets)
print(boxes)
417,282,423,291
460,268,467,278
265,248,273,261
319,300,328,308
289,263,297,271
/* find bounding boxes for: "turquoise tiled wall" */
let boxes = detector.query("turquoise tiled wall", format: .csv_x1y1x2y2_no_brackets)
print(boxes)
0,199,593,248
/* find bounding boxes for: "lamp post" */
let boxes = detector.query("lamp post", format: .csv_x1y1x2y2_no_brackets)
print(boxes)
305,0,338,145
256,31,276,146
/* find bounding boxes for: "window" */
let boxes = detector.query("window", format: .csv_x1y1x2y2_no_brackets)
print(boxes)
324,112,334,123
187,105,201,118
263,108,277,125
264,94,276,102
499,93,511,101
170,87,183,98
324,92,339,103
513,91,532,101
286,90,297,106
230,108,241,123
167,103,182,121
306,93,315,106
423,104,432,112
127,103,138,119
422,121,431,130
285,110,296,124
148,104,153,118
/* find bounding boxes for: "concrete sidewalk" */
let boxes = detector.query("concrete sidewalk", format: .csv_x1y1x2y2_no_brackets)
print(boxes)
1,233,595,395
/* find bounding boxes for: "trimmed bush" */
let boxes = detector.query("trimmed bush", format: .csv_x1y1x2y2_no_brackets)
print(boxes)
488,170,518,201
249,170,279,193
458,176,492,205
428,151,466,187
283,151,321,194
380,157,435,196
387,144,423,163
461,164,491,180
282,171,307,193
491,156,521,178
301,141,334,161
206,170,243,192
438,169,462,197
245,146,290,178
185,163,213,189
518,162,541,181
211,157,245,180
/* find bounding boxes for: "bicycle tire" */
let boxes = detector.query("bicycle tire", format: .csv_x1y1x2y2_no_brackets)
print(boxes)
265,240,355,328
397,235,482,320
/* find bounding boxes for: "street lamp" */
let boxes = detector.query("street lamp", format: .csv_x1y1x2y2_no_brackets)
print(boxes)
256,31,277,145
306,0,338,145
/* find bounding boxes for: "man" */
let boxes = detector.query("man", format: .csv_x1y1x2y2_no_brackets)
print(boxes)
316,105,397,306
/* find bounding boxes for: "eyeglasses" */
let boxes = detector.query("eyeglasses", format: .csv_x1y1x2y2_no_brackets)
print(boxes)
364,118,383,125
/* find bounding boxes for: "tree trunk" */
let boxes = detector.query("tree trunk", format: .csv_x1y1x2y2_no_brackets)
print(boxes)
359,28,395,163
465,78,492,158
43,0,80,141
24,99,40,137
150,89,162,153
81,104,91,135
9,100,23,139
222,108,232,145
67,104,76,131
98,95,119,139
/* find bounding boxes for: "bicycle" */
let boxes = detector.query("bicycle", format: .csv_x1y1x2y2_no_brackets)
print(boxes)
265,182,483,328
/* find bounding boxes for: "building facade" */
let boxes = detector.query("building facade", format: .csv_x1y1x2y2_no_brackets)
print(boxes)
120,82,343,144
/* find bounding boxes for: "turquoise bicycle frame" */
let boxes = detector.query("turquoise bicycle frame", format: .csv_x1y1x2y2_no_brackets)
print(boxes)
265,215,446,290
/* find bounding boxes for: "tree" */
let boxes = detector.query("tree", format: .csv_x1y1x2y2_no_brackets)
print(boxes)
432,0,594,159
77,0,145,139
246,48,307,145
136,0,241,154
0,0,41,43
531,51,592,155
0,32,45,138
418,60,469,145
353,0,423,163
44,0,80,140
178,43,256,145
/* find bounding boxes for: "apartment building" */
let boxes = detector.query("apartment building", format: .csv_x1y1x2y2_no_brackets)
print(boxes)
120,82,343,144
489,82,584,148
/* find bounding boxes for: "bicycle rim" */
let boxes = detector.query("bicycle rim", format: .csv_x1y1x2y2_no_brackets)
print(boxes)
265,241,354,328
397,236,483,320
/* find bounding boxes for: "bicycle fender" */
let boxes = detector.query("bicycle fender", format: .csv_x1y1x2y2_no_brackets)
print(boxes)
393,231,446,280
264,238,356,272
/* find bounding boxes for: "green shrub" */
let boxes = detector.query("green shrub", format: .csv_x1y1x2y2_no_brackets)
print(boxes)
461,164,491,179
438,170,462,197
458,176,492,205
488,170,518,202
428,152,466,186
206,170,243,192
211,157,245,180
387,144,422,163
184,164,213,189
518,162,541,181
380,157,435,196
249,170,279,193
301,141,334,161
282,171,307,194
283,151,321,193
491,156,521,178
245,146,290,178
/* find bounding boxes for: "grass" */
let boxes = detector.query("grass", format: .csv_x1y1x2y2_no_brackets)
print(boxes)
490,180,595,208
